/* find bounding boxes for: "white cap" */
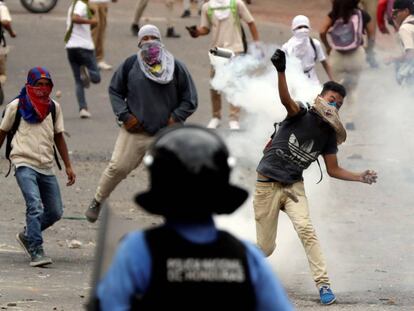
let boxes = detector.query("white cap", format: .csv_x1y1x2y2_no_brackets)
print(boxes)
291,15,310,30
138,24,161,46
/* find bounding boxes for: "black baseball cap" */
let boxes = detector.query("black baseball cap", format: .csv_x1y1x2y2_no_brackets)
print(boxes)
394,0,414,13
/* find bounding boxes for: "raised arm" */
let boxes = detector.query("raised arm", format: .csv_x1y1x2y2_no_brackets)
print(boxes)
270,49,300,117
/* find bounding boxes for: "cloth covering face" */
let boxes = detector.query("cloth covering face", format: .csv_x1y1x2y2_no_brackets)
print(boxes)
18,67,54,124
137,40,175,84
311,96,346,145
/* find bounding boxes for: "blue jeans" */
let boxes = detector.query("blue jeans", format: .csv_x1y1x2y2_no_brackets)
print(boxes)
66,48,101,110
15,167,63,251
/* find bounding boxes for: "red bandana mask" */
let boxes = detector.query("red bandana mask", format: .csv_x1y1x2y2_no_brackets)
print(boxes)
26,84,52,121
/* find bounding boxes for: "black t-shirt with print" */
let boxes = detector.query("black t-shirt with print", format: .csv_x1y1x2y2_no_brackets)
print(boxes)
257,107,338,185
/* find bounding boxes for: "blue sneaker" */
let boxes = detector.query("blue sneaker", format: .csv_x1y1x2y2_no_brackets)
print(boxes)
319,285,336,305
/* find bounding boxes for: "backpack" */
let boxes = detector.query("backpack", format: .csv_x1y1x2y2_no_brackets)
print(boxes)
2,101,62,177
207,0,248,53
328,9,363,52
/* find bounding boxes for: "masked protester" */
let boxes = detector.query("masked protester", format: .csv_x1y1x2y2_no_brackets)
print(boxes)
282,15,334,85
84,25,198,223
92,125,293,311
252,49,378,305
187,0,260,130
0,67,76,267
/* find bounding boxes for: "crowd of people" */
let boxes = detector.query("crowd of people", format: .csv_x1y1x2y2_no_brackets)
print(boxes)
1,0,413,308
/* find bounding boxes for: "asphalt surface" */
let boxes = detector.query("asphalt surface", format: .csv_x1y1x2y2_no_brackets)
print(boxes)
0,0,413,310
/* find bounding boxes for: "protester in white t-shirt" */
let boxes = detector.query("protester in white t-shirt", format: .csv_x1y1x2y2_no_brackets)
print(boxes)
0,0,16,105
282,15,334,85
65,0,101,119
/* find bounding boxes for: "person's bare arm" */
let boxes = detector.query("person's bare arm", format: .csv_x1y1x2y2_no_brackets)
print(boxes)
271,49,300,117
321,60,334,81
247,21,259,41
186,25,209,37
319,16,333,55
0,129,6,149
323,153,377,184
54,133,76,186
72,14,97,26
1,21,16,37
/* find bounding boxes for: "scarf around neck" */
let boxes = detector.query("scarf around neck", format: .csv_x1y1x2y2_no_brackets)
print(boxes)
137,41,175,84
311,96,346,145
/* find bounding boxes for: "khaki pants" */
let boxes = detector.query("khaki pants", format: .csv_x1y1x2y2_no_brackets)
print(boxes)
95,127,154,203
90,3,108,62
210,66,240,121
133,0,175,28
329,47,365,106
253,180,330,287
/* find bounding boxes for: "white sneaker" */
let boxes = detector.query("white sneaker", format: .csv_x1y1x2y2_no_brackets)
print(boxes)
207,117,221,129
229,120,240,131
79,109,91,119
98,61,113,71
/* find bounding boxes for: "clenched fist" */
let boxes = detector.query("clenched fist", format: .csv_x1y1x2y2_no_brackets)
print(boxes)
271,49,286,72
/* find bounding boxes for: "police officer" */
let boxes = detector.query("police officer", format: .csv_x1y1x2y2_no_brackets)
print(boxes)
94,125,293,310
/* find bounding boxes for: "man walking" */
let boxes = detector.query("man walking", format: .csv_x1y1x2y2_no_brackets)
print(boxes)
0,67,76,267
65,0,101,119
187,0,259,130
131,0,181,38
89,0,117,70
253,50,378,304
85,25,197,223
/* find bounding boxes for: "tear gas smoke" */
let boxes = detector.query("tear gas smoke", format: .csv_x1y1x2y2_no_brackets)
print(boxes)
213,41,414,296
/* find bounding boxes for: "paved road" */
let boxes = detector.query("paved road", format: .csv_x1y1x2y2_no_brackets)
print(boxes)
0,1,413,310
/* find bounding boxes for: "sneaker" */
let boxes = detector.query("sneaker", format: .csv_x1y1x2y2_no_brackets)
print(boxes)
319,285,336,305
79,109,91,119
181,9,191,18
80,66,90,89
85,198,102,223
98,61,113,71
207,117,221,129
229,120,240,131
131,23,140,36
30,247,52,267
16,231,31,258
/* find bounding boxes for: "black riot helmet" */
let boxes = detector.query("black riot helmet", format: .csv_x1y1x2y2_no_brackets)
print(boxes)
135,125,248,221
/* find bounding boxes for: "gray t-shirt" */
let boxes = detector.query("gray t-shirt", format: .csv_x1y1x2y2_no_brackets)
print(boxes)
257,107,337,184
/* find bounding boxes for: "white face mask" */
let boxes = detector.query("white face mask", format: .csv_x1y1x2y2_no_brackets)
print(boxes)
293,28,310,40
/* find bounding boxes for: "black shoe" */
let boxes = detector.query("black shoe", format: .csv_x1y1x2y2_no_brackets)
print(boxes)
80,66,90,89
166,27,181,38
30,247,52,267
16,231,31,258
181,9,191,18
85,198,102,223
131,23,140,36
